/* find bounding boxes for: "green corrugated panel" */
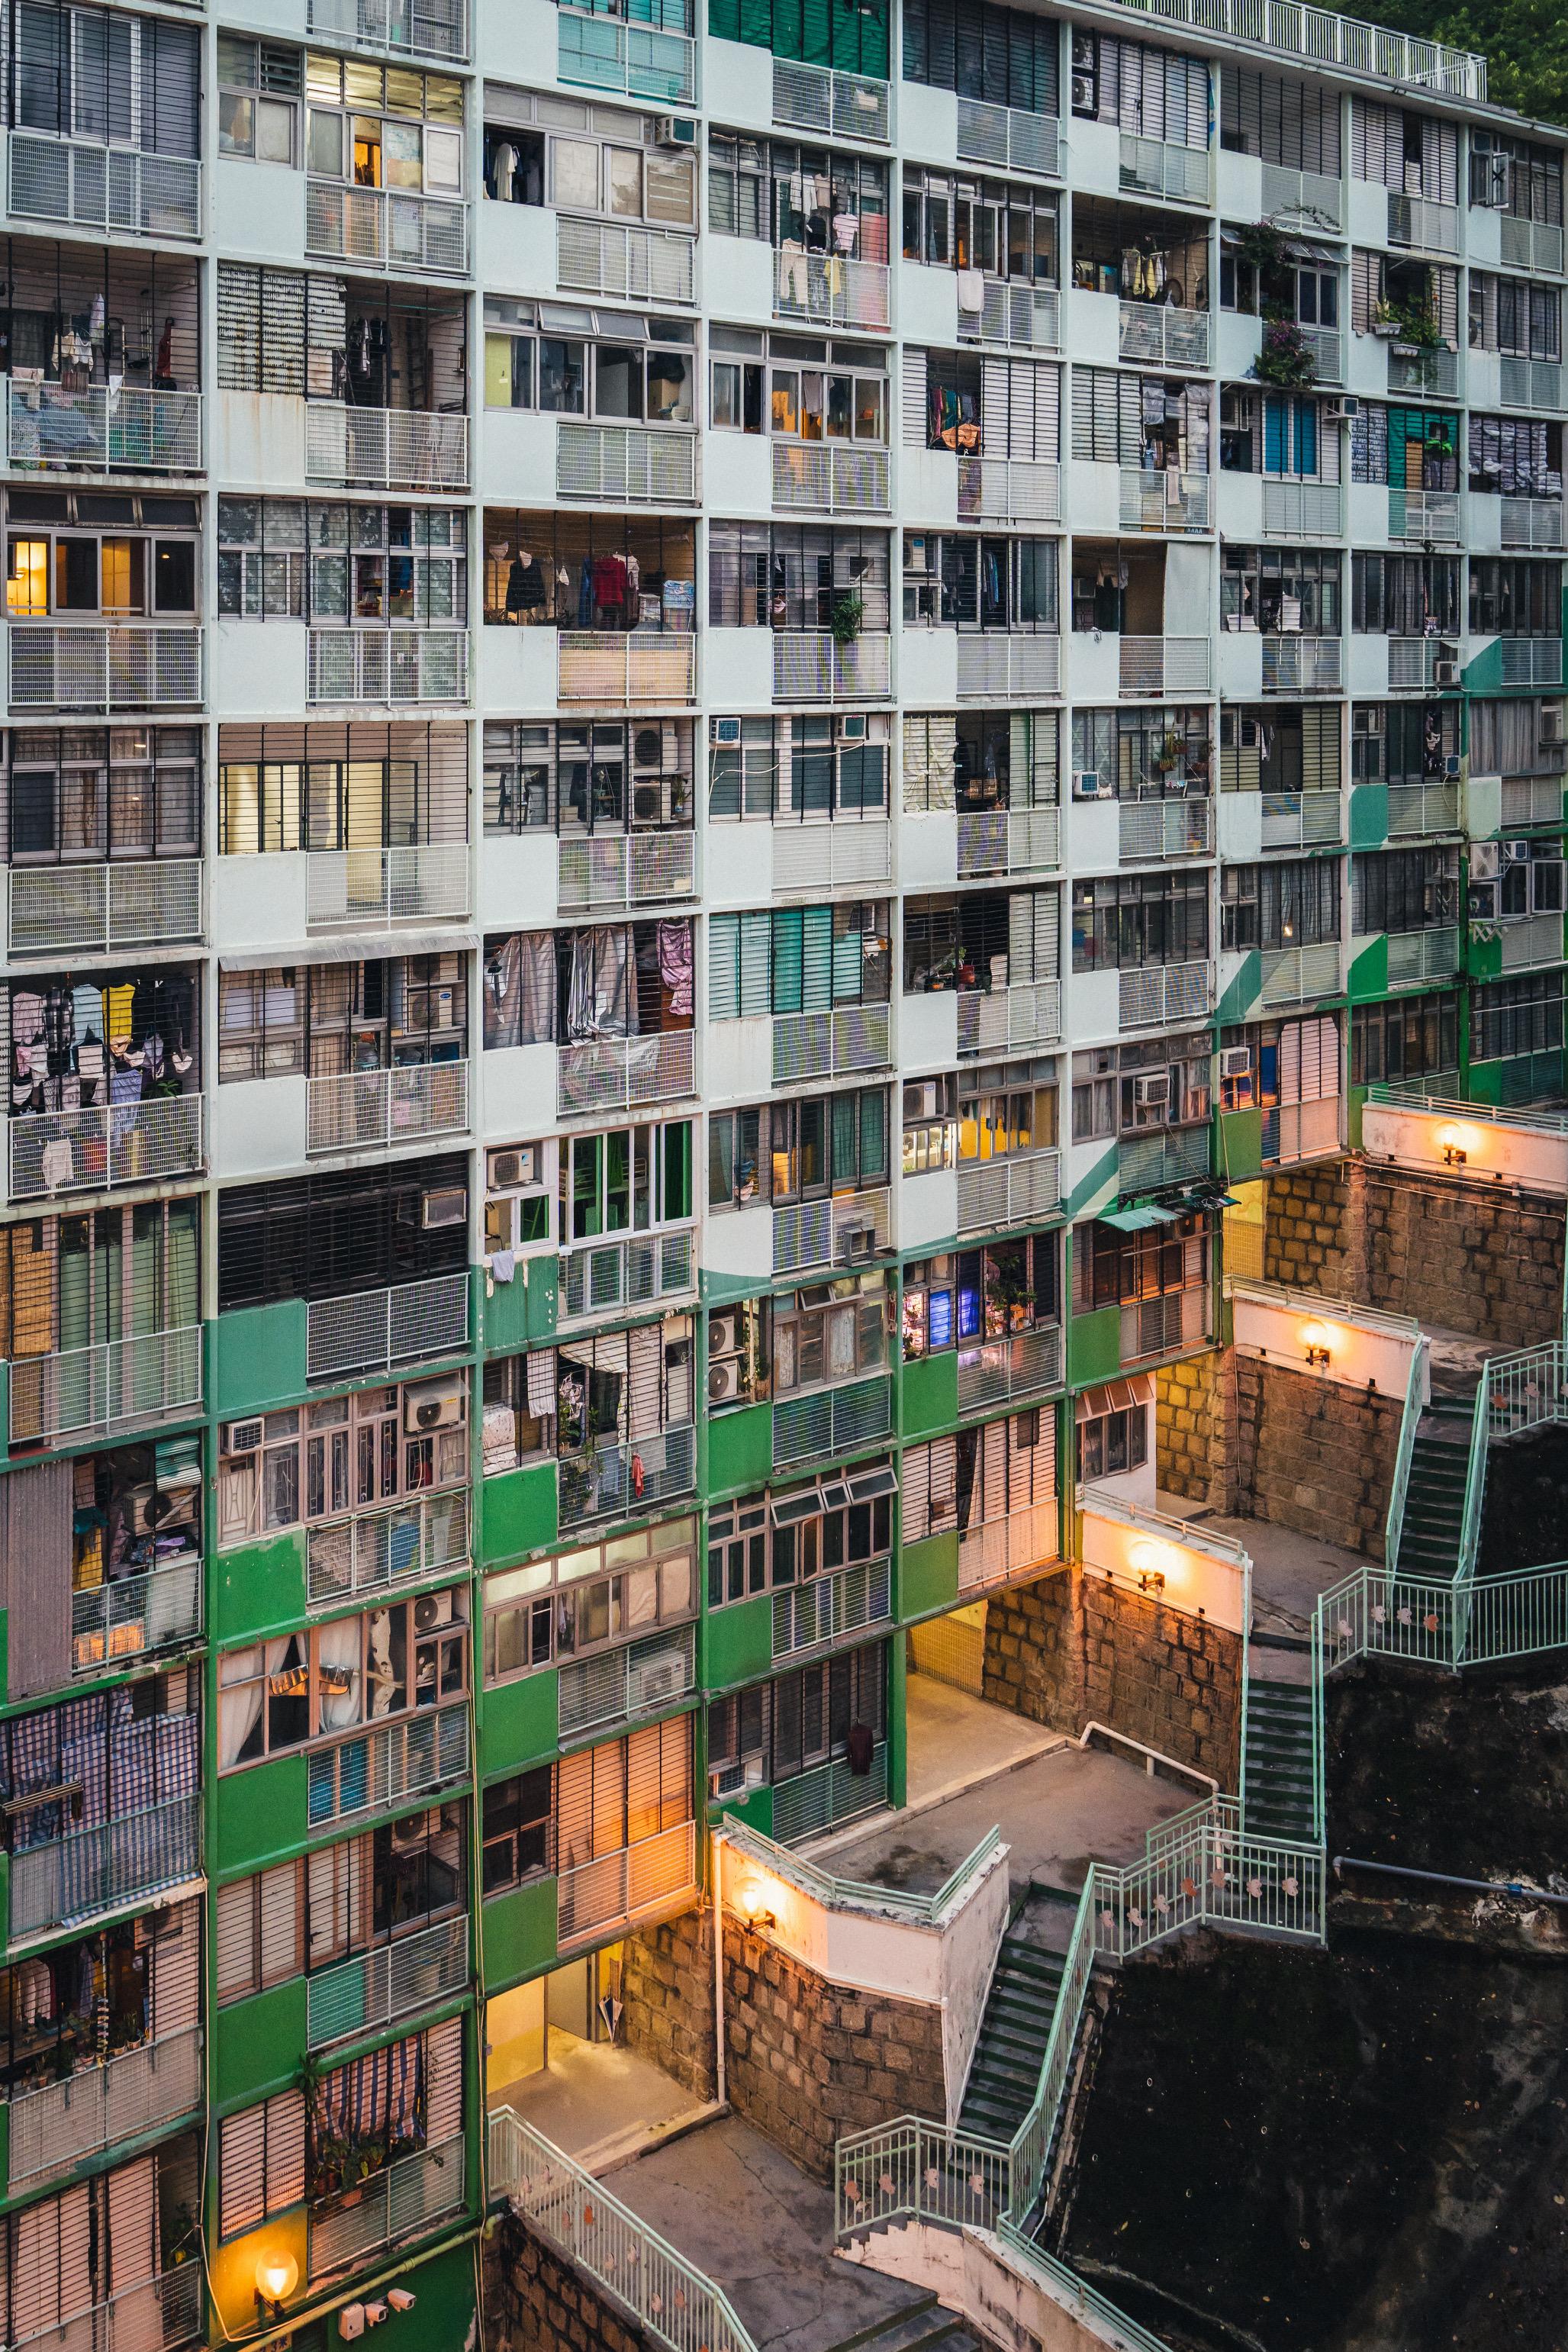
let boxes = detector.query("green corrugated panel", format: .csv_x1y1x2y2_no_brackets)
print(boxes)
773,0,804,59
739,0,772,47
800,0,831,66
708,0,741,36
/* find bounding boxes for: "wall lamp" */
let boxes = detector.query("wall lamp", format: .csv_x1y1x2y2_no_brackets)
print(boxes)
734,1879,776,1931
1302,1321,1334,1371
1437,1122,1478,1168
255,2252,299,2327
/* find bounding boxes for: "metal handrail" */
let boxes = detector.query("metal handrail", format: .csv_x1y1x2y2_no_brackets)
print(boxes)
719,1815,1004,1925
993,2218,1174,2352
1362,1085,1568,1137
1383,1331,1431,1582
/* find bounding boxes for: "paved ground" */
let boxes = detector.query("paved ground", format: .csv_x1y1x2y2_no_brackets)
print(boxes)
903,1668,1060,1808
491,2028,708,2167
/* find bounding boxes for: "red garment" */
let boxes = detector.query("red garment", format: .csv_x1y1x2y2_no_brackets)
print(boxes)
593,553,627,611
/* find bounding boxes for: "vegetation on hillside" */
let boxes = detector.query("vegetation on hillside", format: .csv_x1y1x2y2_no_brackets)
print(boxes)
1351,0,1568,125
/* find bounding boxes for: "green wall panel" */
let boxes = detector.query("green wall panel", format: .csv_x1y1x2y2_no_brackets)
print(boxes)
1064,1140,1118,1222
708,1783,772,1837
704,1595,772,1690
382,2241,478,2349
900,1351,958,1440
214,1532,308,1645
214,1754,310,1877
1215,949,1261,1027
480,1878,558,1993
899,1530,959,1622
482,1260,555,1355
214,1980,308,2111
1219,1109,1263,1186
1067,1305,1121,1388
1346,934,1389,1003
479,1464,558,1567
481,1671,559,1777
210,1301,308,1419
1349,781,1389,849
705,1403,772,1498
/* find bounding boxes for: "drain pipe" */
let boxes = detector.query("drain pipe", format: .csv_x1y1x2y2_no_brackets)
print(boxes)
1334,1854,1568,1908
711,1828,728,2109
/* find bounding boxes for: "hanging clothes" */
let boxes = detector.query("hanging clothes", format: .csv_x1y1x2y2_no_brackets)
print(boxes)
656,920,693,1017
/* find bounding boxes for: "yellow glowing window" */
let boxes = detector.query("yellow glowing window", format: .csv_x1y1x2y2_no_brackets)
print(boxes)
6,538,47,617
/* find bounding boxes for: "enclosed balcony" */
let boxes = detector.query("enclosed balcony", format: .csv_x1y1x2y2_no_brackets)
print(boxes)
1071,198,1211,370
484,509,697,707
304,54,467,277
3,243,201,478
1071,540,1212,700
900,165,1060,353
5,493,201,715
4,727,204,968
311,0,469,62
8,8,201,241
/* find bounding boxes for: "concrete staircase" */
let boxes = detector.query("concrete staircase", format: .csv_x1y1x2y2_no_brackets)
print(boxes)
955,1926,1065,2143
1396,1432,1469,1581
1241,1677,1316,1842
826,2293,997,2352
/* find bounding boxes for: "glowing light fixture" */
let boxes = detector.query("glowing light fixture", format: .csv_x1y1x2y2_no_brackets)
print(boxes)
1302,1319,1334,1371
734,1879,776,1930
255,2251,299,2323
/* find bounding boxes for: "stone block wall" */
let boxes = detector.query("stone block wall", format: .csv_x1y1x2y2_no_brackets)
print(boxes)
1232,1358,1399,1560
620,1909,718,2103
1156,1351,1236,1510
1263,1165,1357,1297
488,2213,652,2352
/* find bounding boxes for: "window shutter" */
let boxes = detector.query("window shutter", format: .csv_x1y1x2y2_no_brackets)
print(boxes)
738,910,771,1014
1031,361,1060,462
219,2109,267,2238
143,18,200,159
771,906,805,1012
106,2157,157,2296
902,349,928,446
152,1898,201,2038
803,905,837,1010
660,1712,692,1824
555,1745,596,1872
623,1722,662,1845
1119,373,1142,465
303,273,345,401
707,913,739,1020
267,2091,305,2211
978,1414,1007,1516
1071,367,1101,462
215,1880,258,2006
260,1857,302,1983
217,266,262,391
980,356,1010,456
0,1458,72,1701
425,2016,465,2147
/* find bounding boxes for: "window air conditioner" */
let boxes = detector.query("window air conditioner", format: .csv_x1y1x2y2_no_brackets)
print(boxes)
1132,1071,1171,1108
422,1187,467,1229
713,716,742,745
404,1377,465,1432
222,1419,264,1457
711,1763,746,1797
838,1223,878,1265
1219,1046,1253,1079
636,1658,684,1706
1075,769,1109,797
1323,396,1360,422
1433,662,1460,686
655,114,697,148
1502,838,1532,863
1539,702,1565,746
1470,842,1500,879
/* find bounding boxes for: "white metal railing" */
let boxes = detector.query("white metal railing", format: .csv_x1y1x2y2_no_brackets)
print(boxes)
771,440,890,513
71,1558,201,1678
773,631,891,701
1388,190,1460,254
559,830,696,909
1500,498,1564,549
957,97,1059,177
559,1422,696,1530
1387,343,1461,399
558,630,695,705
773,58,890,141
1500,214,1565,273
1119,635,1212,694
1117,1123,1210,1194
1500,356,1563,411
1499,638,1565,686
8,1094,204,1201
304,1700,469,1832
308,2137,465,2283
558,1621,696,1740
1388,636,1454,688
1261,163,1344,233
1261,633,1341,691
1389,488,1460,543
956,1149,1061,1236
1501,772,1567,826
304,404,468,491
556,13,695,105
307,0,468,58
955,634,1061,699
771,1187,890,1278
957,1322,1063,1412
557,215,695,304
11,2268,200,2352
1261,788,1343,847
1104,0,1483,96
1259,941,1342,1003
771,1003,890,1084
1261,1094,1342,1164
958,1500,1061,1593
305,843,469,930
957,980,1061,1055
958,279,1061,352
8,1792,201,1941
773,819,890,893
558,1027,694,1113
720,1816,1004,1924
956,805,1059,878
955,456,1059,523
772,1557,891,1659
1384,924,1460,985
1261,478,1343,538
559,1226,695,1320
7,1327,201,1446
307,1490,469,1607
1121,1283,1209,1361
772,1374,893,1467
557,1819,697,1946
1119,466,1211,532
8,860,203,959
9,627,201,711
1497,910,1565,971
307,1915,468,2049
8,136,199,237
1387,779,1459,835
306,1062,468,1155
1118,959,1214,1027
1119,301,1210,369
1362,1084,1568,1136
5,382,200,474
304,1271,468,1381
490,2111,757,2352
8,2025,202,2188
307,627,468,706
305,180,467,275
774,249,890,330
1119,796,1212,861
1119,134,1211,207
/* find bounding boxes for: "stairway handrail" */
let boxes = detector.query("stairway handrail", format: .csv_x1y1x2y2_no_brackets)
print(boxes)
992,2218,1176,2352
1383,1330,1431,1584
718,1812,1005,1925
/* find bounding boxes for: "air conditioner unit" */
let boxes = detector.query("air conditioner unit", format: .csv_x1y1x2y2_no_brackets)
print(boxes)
413,1590,456,1633
422,1186,467,1229
710,1762,746,1798
1433,662,1460,686
636,1658,684,1706
840,713,867,740
1503,837,1533,863
404,1377,464,1432
709,1358,745,1405
1132,1071,1171,1108
222,1418,264,1457
911,1081,939,1118
1323,396,1360,422
1470,841,1500,879
713,716,742,746
655,114,697,148
1540,702,1566,746
1071,72,1095,110
1444,754,1463,779
488,1145,538,1191
709,1313,742,1357
1075,769,1109,798
838,1223,878,1265
1219,1046,1253,1080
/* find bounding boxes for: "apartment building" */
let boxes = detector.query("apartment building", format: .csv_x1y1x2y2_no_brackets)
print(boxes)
0,0,1555,2344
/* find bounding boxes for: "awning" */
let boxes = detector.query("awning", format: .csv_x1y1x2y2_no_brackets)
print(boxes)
1075,1374,1157,1423
1219,226,1341,266
219,930,478,971
769,1458,898,1526
1100,1202,1180,1231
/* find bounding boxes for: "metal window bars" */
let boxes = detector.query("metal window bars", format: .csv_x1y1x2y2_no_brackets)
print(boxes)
8,1094,204,1202
957,98,1059,178
557,424,698,505
559,1226,697,1323
8,2023,202,2189
1260,790,1343,849
306,1490,471,1607
1118,959,1214,1028
306,1915,470,2050
956,807,1060,879
557,1622,697,1740
307,627,469,707
771,1188,890,1278
555,1819,697,1946
1119,301,1211,369
557,1423,697,1532
5,382,201,474
304,405,470,493
772,60,890,143
8,861,204,960
558,1028,696,1114
957,1499,1061,1593
1257,941,1343,1004
304,1699,471,1830
957,281,1061,353
1118,796,1212,861
304,843,471,930
771,631,893,701
304,1272,470,1382
8,1326,203,1447
956,979,1061,1055
9,627,203,712
772,820,891,894
773,250,890,332
955,1322,1063,1413
771,1003,890,1084
71,1558,201,1680
558,831,697,910
304,182,468,276
771,443,892,514
305,1063,469,1156
556,217,696,304
559,632,697,706
955,636,1061,700
307,2136,466,2284
8,1791,201,1941
555,14,696,108
8,137,200,238
771,1558,893,1661
955,1148,1061,1236
1119,636,1212,694
1119,468,1212,533
772,1375,893,1468
306,0,470,63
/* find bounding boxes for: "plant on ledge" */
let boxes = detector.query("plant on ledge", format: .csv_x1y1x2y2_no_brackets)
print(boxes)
1254,317,1318,390
1373,298,1441,350
829,592,864,645
1234,219,1289,277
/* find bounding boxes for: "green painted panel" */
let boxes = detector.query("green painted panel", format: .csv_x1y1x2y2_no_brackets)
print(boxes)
1346,934,1389,1003
1067,1305,1121,1388
704,1595,772,1690
1347,1083,1367,1149
0,1364,9,1471
900,1351,958,1440
1215,949,1262,1026
214,1532,307,1645
479,1464,558,1567
0,2100,8,2205
481,1671,559,1777
382,2241,478,2350
700,1265,761,1308
480,1878,558,1993
1219,1109,1263,1186
1462,638,1505,696
705,1403,771,1498
899,1530,959,1622
214,1980,308,2111
483,1260,555,1355
708,1783,772,1837
1349,781,1389,850
214,1754,310,1877
211,1300,308,1419
1064,1140,1118,1222
1465,928,1503,983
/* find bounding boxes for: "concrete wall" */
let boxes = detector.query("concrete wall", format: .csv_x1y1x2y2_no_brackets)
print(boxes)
1232,1358,1402,1561
981,1565,1242,1788
488,2213,652,2352
842,2217,1145,2352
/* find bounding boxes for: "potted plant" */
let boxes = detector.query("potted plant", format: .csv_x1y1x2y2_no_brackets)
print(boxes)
829,591,864,644
1254,317,1318,390
1371,299,1403,339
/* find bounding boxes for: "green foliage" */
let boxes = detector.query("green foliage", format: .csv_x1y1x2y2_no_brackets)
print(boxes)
1350,0,1568,124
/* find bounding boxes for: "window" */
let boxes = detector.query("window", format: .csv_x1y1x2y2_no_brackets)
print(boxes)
903,885,1058,993
1220,705,1340,794
559,1120,693,1241
483,1516,697,1681
217,718,468,856
706,134,889,261
1469,559,1563,637
715,0,887,74
1350,553,1460,636
1076,1398,1148,1482
481,1767,554,1892
1470,130,1563,224
0,1676,198,1857
8,2,199,157
1219,243,1338,330
710,326,888,446
217,950,466,1090
902,709,1058,814
1069,194,1209,304
1470,272,1562,362
555,1719,694,1874
215,1375,468,1551
483,511,696,630
480,1348,559,1471
1474,836,1565,923
1470,970,1565,1065
1069,32,1209,146
1220,66,1341,172
903,0,1057,111
1071,371,1209,470
707,1090,889,1209
1468,698,1566,779
1350,989,1457,1085
303,50,462,198
1351,252,1459,345
480,1318,694,1480
216,1155,468,1313
219,2093,305,2239
900,169,1058,282
903,1411,1056,1538
1350,701,1456,787
217,1805,465,2000
772,1272,890,1396
1350,404,1457,489
1221,859,1341,952
481,95,697,224
1220,1012,1339,1116
1467,416,1563,498
901,533,1057,630
217,34,301,163
4,498,199,621
217,501,466,625
1072,708,1212,798
482,922,695,1049
217,1592,468,1770
1351,101,1457,202
952,1058,1058,1164
1351,846,1459,935
1221,545,1340,633
1069,873,1209,972
707,1466,894,1606
216,269,468,412
485,718,693,836
901,1238,1058,1359
4,725,199,864
7,962,198,1129
1071,1033,1211,1139
707,902,890,1020
707,522,890,631
721,1641,885,1784
710,714,889,822
481,301,694,425
1075,1213,1210,1310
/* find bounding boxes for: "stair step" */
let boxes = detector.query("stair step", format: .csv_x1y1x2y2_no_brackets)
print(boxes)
827,2300,988,2352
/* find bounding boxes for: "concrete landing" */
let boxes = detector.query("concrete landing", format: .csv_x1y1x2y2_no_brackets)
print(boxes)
490,2030,710,2170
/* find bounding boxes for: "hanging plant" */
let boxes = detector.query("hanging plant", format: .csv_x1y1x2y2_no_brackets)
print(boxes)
1234,220,1289,276
829,592,864,645
1254,318,1318,390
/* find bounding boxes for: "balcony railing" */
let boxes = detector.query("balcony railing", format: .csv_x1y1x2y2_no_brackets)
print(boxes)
1260,941,1342,1003
8,2023,202,2189
1261,478,1342,537
774,819,890,893
772,1374,893,1468
1119,636,1211,694
1387,779,1460,835
958,97,1058,176
308,2137,466,2284
8,1094,204,1201
957,1322,1063,1413
1261,164,1344,234
774,58,890,140
1499,214,1565,273
307,627,468,707
12,2267,199,2352
774,250,890,330
8,1326,201,1446
6,382,200,475
1389,488,1460,543
559,630,695,705
557,13,694,105
1501,498,1564,549
1261,788,1342,847
1261,1095,1341,1164
1501,772,1566,826
307,1915,469,2051
558,1027,694,1113
1387,343,1460,399
1109,2,1483,98
1119,301,1210,369
773,630,890,701
958,1500,1059,1594
1120,134,1210,205
307,1490,470,1608
305,181,467,275
559,423,696,504
771,1741,886,1845
1500,357,1563,411
305,1271,468,1383
1120,467,1211,532
559,1422,697,1532
304,404,468,492
8,860,203,960
10,627,201,712
305,1699,470,1830
307,0,468,61
1117,1123,1210,1194
1119,797,1212,861
72,1558,201,1679
958,281,1060,352
557,1819,697,1947
771,1187,891,1277
1385,924,1460,985
1499,639,1565,686
8,136,198,237
305,842,469,931
1388,191,1460,254
559,1622,696,1740
307,1062,468,1156
772,442,890,513
1496,910,1566,971
559,1226,696,1321
8,1792,201,1943
957,806,1058,878
956,1148,1061,1236
1262,633,1341,692
955,635,1060,699
772,1004,890,1084
956,456,1058,523
1388,636,1454,688
559,831,695,910
1118,959,1214,1029
772,1557,891,1661
557,217,695,306
957,980,1061,1055
1120,1284,1209,1364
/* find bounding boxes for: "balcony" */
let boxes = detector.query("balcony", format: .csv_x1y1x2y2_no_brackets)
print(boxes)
1387,779,1460,835
307,1915,469,2051
1262,634,1341,692
305,182,468,277
774,820,890,893
955,636,1060,699
1501,498,1564,549
1385,924,1460,985
774,250,890,332
559,1027,694,1113
1119,302,1210,369
1493,910,1566,971
1120,136,1211,207
1120,468,1211,532
557,1819,697,1948
1390,488,1460,543
558,423,696,504
559,631,695,706
1262,1095,1342,1165
1261,163,1344,233
307,627,468,707
1387,343,1460,399
957,806,1058,878
1501,773,1567,826
1500,356,1564,411
305,843,469,932
12,2268,199,2352
6,382,200,476
8,1094,204,1203
958,98,1058,177
304,405,468,493
958,282,1061,352
956,457,1058,523
559,1622,696,1740
771,1742,886,1844
772,1374,892,1468
306,1063,468,1157
8,1791,201,1944
307,0,468,58
772,443,890,514
556,217,696,305
1117,1124,1210,1194
1119,797,1212,861
1499,213,1565,273
773,631,890,701
8,137,198,239
559,832,695,910
957,1322,1063,1413
1387,192,1460,256
8,1327,202,1447
8,2025,202,2190
772,1004,889,1084
304,1271,469,1382
307,1491,469,1609
1261,789,1342,848
772,1558,891,1661
1119,636,1212,695
771,1187,891,1278
774,59,890,140
1388,636,1454,688
1261,479,1343,537
556,14,694,105
958,1500,1059,1595
956,1148,1061,1236
1259,942,1342,1004
72,1558,201,1679
559,1423,696,1532
559,1226,696,1321
305,1699,470,1831
1499,639,1565,687
1118,960,1214,1029
8,861,203,961
308,2136,466,2285
957,980,1060,1055
10,627,201,713
1120,1284,1208,1364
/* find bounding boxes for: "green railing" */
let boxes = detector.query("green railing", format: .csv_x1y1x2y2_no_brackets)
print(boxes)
719,1814,1004,1925
1383,1331,1431,1585
993,2220,1174,2352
